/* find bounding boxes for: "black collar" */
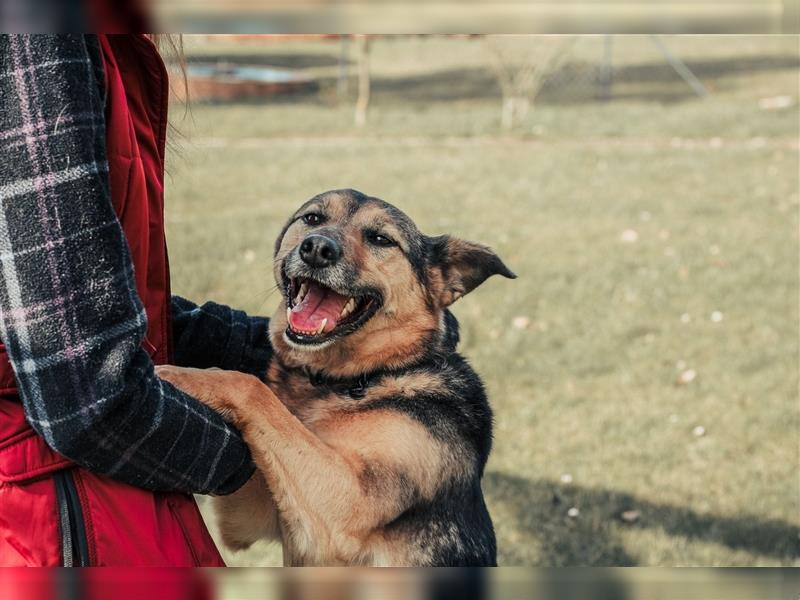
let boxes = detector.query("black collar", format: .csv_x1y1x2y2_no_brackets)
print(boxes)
287,365,373,399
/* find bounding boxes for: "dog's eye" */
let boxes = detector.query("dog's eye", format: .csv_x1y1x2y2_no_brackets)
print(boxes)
302,213,324,226
366,231,396,247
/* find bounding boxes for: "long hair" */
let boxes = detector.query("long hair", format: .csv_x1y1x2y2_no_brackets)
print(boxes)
148,34,190,161
149,34,189,104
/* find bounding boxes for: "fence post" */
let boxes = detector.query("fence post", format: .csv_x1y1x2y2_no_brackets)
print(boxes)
354,35,371,127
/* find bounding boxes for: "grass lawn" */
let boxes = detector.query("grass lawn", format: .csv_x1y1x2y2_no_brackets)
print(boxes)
165,35,799,566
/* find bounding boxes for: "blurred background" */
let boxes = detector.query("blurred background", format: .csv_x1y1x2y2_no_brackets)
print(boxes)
160,34,799,567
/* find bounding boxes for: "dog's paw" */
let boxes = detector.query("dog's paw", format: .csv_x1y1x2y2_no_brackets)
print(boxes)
156,365,205,399
155,365,240,421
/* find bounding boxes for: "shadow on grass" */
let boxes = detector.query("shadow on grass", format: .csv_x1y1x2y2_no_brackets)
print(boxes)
614,54,800,83
183,51,798,107
187,52,344,69
368,53,799,106
485,471,800,566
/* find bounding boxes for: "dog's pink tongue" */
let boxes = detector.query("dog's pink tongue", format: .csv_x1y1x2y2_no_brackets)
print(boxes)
289,282,348,334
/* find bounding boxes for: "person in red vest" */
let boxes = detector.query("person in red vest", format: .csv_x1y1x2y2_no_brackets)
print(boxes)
0,35,272,566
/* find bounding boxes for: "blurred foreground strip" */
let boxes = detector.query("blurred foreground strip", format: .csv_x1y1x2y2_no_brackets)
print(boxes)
0,569,212,600
154,0,795,34
214,568,799,600
1,0,794,33
0,568,797,599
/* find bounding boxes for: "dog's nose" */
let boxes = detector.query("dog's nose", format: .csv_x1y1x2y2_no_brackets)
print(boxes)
299,234,341,268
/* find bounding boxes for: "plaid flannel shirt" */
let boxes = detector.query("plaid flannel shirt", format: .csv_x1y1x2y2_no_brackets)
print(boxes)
0,35,268,495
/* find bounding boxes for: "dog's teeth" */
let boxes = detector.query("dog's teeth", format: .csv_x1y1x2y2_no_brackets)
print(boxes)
340,297,356,318
286,307,292,323
294,282,307,305
317,319,327,335
292,281,308,306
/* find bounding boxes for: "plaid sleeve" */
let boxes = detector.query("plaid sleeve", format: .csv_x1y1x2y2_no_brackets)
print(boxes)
171,296,273,378
0,35,253,495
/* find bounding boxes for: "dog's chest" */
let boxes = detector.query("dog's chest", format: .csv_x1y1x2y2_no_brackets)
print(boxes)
265,364,363,428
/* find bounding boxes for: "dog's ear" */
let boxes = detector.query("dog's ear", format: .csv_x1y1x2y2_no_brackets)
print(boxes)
427,235,516,307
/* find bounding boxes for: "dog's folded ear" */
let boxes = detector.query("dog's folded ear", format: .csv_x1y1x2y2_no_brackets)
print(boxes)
427,235,516,307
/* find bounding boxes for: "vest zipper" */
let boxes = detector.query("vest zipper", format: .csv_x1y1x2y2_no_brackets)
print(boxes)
53,471,90,566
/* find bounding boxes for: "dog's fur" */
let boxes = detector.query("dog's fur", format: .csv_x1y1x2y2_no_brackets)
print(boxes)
157,189,515,566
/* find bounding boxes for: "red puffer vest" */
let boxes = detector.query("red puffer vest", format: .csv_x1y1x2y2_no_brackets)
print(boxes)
0,35,225,567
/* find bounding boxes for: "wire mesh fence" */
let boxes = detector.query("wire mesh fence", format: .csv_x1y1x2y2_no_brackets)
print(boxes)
177,35,798,134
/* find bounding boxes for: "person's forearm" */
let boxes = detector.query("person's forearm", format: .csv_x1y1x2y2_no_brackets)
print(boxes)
171,296,273,378
33,344,255,495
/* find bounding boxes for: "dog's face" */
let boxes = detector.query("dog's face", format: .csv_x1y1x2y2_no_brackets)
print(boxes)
270,189,515,374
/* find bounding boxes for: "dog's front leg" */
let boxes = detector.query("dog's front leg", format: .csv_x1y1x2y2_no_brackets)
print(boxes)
156,366,413,565
236,399,377,564
233,396,444,566
213,471,281,551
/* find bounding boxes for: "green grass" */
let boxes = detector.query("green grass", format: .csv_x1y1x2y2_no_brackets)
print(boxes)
166,35,799,566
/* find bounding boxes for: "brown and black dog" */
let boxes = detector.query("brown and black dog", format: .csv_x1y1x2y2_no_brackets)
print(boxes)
157,189,515,566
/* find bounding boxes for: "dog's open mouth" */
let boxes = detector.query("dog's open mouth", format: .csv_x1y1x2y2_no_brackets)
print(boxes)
284,276,381,345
